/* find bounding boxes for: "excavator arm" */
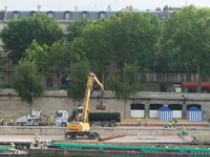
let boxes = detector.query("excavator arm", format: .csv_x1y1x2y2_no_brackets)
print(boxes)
82,73,104,123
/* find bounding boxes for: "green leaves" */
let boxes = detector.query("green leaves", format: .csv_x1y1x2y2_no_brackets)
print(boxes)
67,60,90,101
163,6,210,75
0,13,63,63
107,63,140,100
13,61,45,104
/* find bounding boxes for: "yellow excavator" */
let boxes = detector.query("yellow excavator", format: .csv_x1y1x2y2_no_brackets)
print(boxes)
65,72,104,139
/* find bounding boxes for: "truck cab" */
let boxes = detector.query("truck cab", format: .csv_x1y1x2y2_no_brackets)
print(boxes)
55,110,69,127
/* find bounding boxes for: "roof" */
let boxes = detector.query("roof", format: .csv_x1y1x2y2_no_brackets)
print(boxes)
0,10,171,22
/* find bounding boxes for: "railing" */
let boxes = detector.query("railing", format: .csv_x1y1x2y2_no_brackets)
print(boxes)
50,142,210,155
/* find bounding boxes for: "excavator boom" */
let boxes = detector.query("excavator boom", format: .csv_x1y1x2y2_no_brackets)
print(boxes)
83,73,104,123
66,72,104,139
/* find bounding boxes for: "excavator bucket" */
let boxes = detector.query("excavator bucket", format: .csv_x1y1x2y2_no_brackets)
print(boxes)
96,91,106,110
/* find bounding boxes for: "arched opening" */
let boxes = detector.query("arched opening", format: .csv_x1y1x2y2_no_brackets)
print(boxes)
168,104,182,119
187,104,201,110
149,104,163,118
130,104,145,118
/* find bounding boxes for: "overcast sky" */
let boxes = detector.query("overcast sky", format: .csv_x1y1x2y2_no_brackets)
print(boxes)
0,0,210,11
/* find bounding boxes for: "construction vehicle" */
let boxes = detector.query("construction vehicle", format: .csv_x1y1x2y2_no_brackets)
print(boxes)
16,110,48,126
65,72,104,139
55,110,69,127
56,109,121,127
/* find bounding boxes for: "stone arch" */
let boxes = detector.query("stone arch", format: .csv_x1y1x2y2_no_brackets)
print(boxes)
187,104,201,110
149,104,163,118
168,104,182,119
130,103,145,118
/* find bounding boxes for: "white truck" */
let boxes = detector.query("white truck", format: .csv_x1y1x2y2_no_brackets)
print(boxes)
55,110,69,127
16,110,47,126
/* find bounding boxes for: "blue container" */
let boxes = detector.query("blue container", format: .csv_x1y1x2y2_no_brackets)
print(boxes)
187,107,202,122
159,106,172,121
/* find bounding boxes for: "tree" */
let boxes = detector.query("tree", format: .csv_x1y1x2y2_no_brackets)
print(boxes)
108,12,161,76
0,13,63,63
47,42,71,85
107,63,140,118
163,6,210,92
81,20,113,82
24,40,49,74
13,60,45,105
66,18,91,42
67,60,90,104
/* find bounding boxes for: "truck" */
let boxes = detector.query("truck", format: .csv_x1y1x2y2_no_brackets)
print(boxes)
16,110,48,126
55,110,69,127
65,72,104,139
55,109,121,127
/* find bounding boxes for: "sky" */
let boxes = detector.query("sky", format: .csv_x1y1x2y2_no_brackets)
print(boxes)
0,0,210,11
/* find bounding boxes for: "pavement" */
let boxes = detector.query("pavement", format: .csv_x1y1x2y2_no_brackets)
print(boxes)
104,135,192,143
0,134,192,144
0,135,64,143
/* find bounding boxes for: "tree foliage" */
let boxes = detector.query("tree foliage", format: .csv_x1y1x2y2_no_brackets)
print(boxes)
24,40,49,74
107,62,140,100
67,60,90,102
163,6,210,74
13,60,45,105
1,13,63,63
47,42,71,77
82,20,112,73
107,62,140,118
108,12,161,72
66,19,91,42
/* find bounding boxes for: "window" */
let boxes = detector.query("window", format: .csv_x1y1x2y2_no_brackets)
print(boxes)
47,11,54,18
64,12,71,20
99,12,106,19
13,11,20,19
146,72,157,82
30,11,37,17
81,11,88,19
170,73,180,82
47,78,53,88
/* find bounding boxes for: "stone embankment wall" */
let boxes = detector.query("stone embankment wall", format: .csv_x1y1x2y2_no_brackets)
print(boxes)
0,89,125,119
0,89,210,120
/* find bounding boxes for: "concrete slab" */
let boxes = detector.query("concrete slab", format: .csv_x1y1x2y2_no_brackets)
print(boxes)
0,135,64,143
104,135,192,143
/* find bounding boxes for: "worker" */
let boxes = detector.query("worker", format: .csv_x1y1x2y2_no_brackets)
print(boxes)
49,113,55,126
145,117,149,127
172,119,177,128
168,121,172,128
182,125,188,136
33,133,41,147
137,118,141,126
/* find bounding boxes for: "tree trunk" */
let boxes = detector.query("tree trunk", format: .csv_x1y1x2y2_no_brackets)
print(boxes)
196,65,202,93
124,99,127,119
